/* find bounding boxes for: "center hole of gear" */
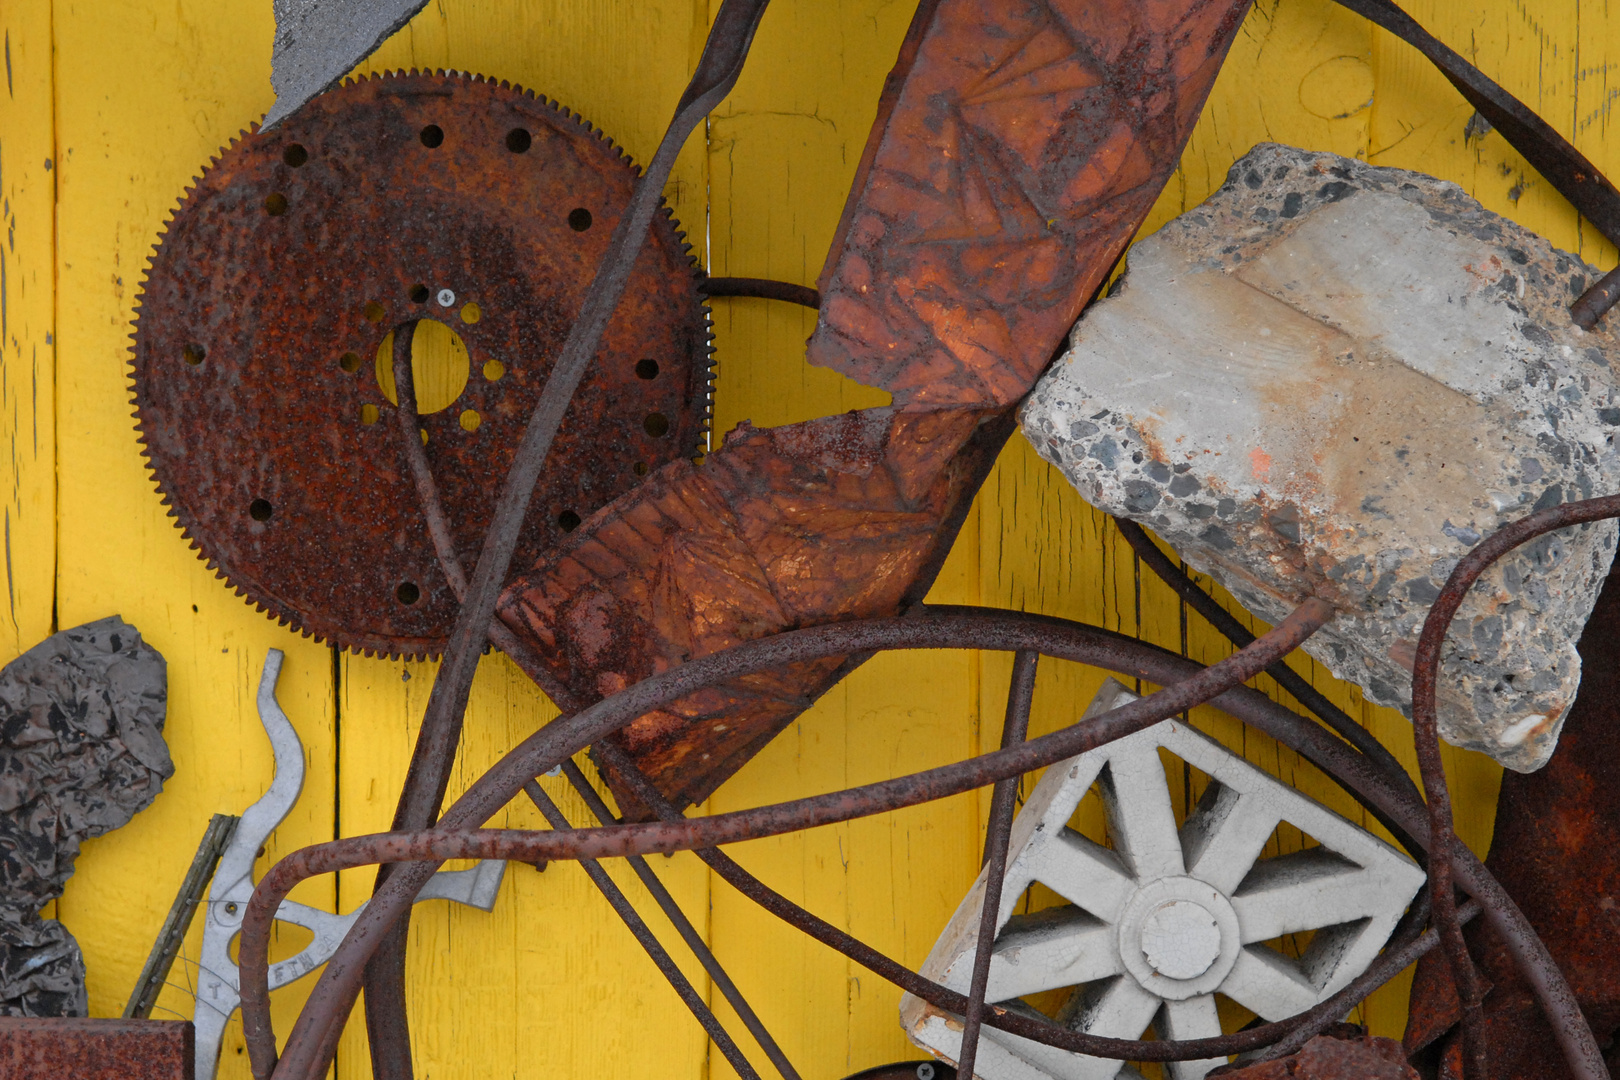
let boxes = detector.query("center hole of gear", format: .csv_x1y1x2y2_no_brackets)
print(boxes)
374,319,472,415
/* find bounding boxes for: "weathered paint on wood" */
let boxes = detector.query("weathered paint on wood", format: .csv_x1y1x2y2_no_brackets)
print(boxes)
5,1,1612,1077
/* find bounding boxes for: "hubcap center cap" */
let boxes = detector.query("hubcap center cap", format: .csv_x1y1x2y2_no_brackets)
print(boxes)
1140,900,1222,979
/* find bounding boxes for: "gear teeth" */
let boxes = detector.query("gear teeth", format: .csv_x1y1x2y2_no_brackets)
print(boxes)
133,70,684,662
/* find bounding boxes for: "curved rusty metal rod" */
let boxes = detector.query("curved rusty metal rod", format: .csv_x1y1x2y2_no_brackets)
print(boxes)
521,780,764,1080
957,650,1037,1078
241,602,1330,1076
599,740,1470,1068
699,276,821,309
1413,494,1620,1080
1111,517,1424,817
246,601,1584,1078
389,344,799,1080
338,4,776,1078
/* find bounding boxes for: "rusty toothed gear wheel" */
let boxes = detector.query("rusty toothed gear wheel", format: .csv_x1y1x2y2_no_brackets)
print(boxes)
131,71,711,658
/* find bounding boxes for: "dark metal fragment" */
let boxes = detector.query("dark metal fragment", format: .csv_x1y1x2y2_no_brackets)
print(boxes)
1213,1032,1418,1079
132,73,709,657
0,1017,193,1080
0,618,170,1018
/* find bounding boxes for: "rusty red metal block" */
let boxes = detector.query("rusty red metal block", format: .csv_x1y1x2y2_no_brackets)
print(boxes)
0,1018,193,1080
1405,565,1620,1078
806,0,1252,406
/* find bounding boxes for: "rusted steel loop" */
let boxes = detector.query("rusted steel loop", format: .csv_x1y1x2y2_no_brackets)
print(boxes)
699,276,821,309
1333,0,1620,326
248,599,1591,1080
250,597,1591,1078
241,600,1331,1079
1413,494,1620,1080
958,650,1037,1078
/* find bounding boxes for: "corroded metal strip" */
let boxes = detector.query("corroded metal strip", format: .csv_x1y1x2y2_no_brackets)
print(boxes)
806,0,1252,405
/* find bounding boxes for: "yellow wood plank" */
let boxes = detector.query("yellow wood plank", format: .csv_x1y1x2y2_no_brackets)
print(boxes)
48,3,344,1067
0,0,56,664
30,0,1618,1076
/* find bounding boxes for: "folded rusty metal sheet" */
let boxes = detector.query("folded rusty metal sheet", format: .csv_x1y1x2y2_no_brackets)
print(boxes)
494,0,1252,812
498,405,1013,812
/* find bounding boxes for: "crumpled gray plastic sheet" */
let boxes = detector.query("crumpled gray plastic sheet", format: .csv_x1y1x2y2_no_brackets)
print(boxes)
0,617,170,1016
265,0,430,129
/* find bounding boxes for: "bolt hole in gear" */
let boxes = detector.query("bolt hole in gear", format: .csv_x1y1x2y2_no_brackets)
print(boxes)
130,72,713,658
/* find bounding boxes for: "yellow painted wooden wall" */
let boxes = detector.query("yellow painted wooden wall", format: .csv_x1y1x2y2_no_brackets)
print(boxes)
0,0,1612,1076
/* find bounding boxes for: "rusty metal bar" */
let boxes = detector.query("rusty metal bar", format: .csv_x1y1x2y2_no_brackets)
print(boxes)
248,557,1612,1078
0,1018,194,1080
1413,494,1620,1080
1572,264,1620,329
521,780,764,1080
699,276,820,309
957,650,1037,1078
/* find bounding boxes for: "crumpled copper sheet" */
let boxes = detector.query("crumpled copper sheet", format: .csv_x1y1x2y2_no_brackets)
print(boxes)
1403,566,1620,1078
498,406,1013,812
0,619,170,1017
806,0,1252,406
495,0,1252,811
1215,1032,1419,1079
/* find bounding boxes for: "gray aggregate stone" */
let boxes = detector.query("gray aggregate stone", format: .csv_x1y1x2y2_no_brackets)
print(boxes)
1021,143,1620,772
